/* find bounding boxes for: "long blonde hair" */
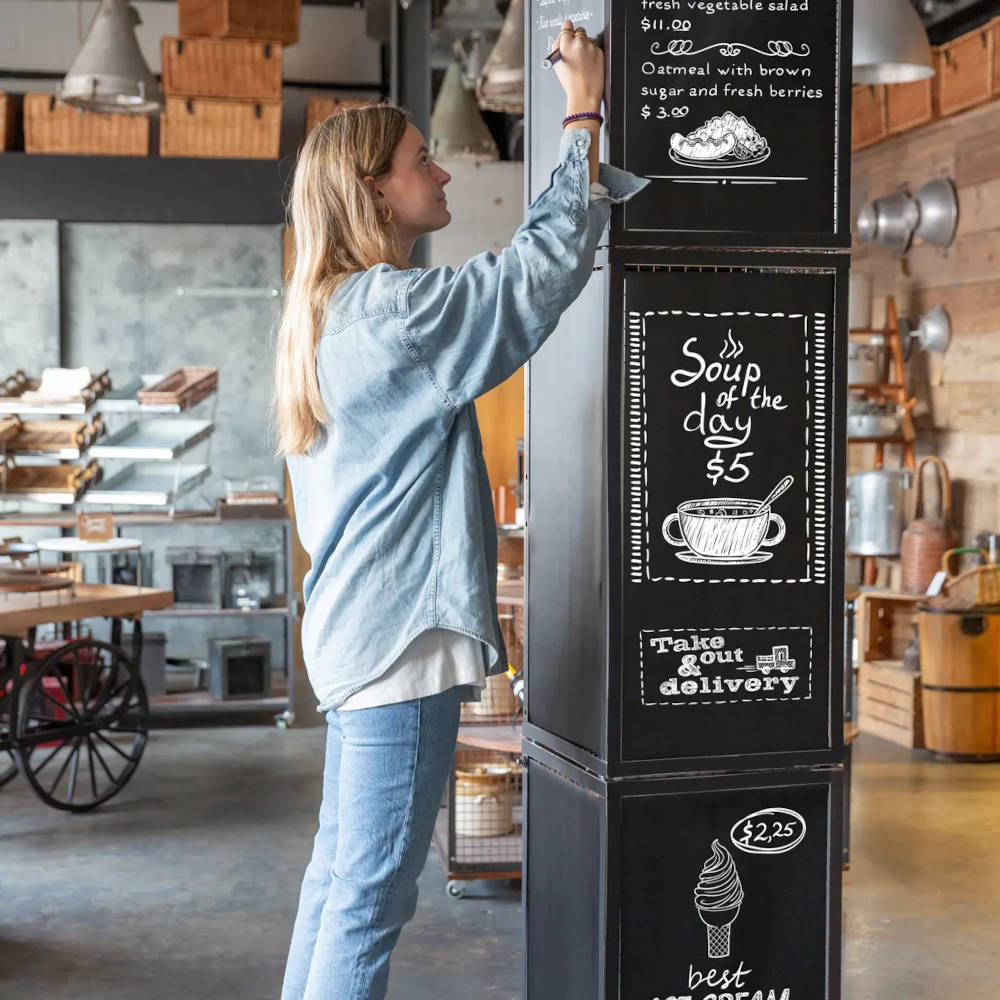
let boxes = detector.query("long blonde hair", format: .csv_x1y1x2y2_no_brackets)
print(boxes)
273,103,410,457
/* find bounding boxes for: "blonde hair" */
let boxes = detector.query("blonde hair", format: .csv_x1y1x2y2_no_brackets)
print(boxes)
273,103,410,457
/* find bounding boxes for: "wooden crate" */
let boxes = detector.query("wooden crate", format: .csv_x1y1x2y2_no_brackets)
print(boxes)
160,97,281,159
23,93,150,156
858,659,924,748
993,17,1000,94
856,591,925,749
886,77,934,134
851,84,887,150
305,96,369,133
0,92,18,151
162,36,283,101
935,28,993,117
179,0,300,44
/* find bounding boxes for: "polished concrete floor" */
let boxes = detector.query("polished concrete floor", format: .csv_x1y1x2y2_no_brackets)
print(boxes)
0,726,996,998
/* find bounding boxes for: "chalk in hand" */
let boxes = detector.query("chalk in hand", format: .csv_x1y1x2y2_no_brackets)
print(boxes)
542,29,605,69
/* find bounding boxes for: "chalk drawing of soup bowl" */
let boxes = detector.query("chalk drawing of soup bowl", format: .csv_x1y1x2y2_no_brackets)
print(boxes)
662,498,786,565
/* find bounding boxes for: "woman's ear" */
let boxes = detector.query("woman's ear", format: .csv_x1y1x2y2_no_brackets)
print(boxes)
362,175,383,199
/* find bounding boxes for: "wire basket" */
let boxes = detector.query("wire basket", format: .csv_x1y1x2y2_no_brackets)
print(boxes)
435,748,523,880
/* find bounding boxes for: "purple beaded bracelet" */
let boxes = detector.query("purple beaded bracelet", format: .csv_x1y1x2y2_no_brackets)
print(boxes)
562,111,604,127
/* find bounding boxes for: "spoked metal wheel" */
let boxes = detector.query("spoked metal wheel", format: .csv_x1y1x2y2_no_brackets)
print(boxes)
0,666,17,787
0,749,17,787
15,639,149,812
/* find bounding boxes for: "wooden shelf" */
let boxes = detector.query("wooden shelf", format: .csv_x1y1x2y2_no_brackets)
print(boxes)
847,435,906,445
0,510,289,527
0,153,290,224
457,722,522,754
146,605,290,617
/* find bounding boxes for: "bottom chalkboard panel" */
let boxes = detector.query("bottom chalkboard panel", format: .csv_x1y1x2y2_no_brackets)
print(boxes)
523,741,842,1000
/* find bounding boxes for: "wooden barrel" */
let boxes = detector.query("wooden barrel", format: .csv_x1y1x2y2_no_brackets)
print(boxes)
919,606,1000,760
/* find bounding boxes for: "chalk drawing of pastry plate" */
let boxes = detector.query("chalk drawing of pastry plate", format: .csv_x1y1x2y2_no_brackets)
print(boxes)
676,550,774,565
669,148,772,169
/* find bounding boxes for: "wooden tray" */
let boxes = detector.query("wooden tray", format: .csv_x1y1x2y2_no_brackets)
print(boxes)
7,414,105,456
0,573,72,594
0,416,20,447
136,367,218,408
0,369,111,414
0,459,101,499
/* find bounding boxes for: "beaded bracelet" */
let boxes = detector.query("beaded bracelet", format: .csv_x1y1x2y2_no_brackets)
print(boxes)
562,111,604,127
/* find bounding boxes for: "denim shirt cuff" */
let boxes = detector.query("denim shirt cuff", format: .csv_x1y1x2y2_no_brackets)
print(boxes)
594,161,650,204
557,127,649,208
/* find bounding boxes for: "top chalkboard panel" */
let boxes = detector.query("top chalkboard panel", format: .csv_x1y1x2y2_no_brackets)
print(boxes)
608,0,853,248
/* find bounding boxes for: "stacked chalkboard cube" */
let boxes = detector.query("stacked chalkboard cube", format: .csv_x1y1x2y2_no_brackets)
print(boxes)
523,3,853,998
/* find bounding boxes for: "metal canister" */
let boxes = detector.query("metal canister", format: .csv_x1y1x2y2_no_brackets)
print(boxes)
846,468,913,555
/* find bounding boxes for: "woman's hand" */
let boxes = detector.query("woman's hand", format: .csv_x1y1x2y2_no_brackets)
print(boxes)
552,19,604,112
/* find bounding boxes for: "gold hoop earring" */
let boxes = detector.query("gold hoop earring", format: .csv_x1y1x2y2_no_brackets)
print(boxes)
380,205,393,225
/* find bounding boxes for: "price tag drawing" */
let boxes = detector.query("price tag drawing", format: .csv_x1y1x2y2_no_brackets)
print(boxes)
730,807,807,855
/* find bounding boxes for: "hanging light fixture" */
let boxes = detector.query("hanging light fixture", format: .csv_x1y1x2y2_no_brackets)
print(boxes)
430,55,500,161
59,0,162,114
853,0,935,84
476,0,524,115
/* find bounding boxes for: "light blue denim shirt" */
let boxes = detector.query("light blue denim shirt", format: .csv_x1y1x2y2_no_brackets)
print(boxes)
286,127,649,711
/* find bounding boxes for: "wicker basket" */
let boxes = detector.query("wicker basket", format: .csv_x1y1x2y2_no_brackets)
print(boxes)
305,96,369,133
162,36,283,100
160,97,281,158
935,28,993,117
0,92,18,151
886,77,934,134
933,548,1000,609
851,84,887,150
23,93,151,156
179,0,300,44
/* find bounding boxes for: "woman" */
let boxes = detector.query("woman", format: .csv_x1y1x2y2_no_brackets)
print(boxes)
274,20,648,999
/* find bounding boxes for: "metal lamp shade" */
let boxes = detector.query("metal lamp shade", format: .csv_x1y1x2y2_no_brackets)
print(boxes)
431,60,500,161
914,177,959,249
59,0,162,114
853,0,934,84
476,0,524,115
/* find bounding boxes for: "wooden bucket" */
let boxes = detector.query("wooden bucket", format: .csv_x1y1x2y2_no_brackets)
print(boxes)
919,605,1000,760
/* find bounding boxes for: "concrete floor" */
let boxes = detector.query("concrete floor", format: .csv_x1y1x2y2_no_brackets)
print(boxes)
0,727,996,999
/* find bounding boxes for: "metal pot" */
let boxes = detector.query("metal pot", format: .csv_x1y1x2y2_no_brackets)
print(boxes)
847,396,899,438
847,339,887,384
847,468,913,555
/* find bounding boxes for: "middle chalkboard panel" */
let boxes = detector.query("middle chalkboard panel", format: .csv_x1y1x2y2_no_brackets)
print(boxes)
609,259,847,771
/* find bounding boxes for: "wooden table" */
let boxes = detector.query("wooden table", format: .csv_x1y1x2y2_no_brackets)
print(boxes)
0,583,172,636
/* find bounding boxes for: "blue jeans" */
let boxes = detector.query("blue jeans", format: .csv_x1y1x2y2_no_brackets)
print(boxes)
281,687,462,1000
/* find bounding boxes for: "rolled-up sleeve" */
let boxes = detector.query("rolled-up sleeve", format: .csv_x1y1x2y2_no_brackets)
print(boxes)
398,128,649,411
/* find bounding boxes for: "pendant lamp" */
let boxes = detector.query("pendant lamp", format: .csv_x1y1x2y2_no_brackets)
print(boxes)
476,0,524,115
430,58,500,160
853,0,934,84
59,0,162,114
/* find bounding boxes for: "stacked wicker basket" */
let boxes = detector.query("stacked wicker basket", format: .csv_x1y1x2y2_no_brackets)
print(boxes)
160,0,301,159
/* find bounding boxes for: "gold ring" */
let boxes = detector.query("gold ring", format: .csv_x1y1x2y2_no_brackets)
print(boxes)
559,27,575,36
574,27,588,35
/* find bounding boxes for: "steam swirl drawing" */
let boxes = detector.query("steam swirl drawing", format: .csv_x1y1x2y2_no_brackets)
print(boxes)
694,839,745,958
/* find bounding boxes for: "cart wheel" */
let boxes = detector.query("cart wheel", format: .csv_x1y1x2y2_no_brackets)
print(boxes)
0,749,17,787
15,639,150,812
446,880,466,899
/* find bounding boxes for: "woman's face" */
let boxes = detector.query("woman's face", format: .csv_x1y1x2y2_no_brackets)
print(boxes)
371,123,452,246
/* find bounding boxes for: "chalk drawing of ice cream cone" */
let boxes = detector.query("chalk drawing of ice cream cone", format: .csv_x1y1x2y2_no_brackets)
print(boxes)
694,839,744,959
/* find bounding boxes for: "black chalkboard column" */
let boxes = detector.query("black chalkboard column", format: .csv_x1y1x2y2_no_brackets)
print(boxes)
523,1,853,997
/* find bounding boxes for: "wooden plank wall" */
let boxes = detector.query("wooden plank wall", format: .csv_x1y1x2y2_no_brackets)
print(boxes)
851,98,1000,543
